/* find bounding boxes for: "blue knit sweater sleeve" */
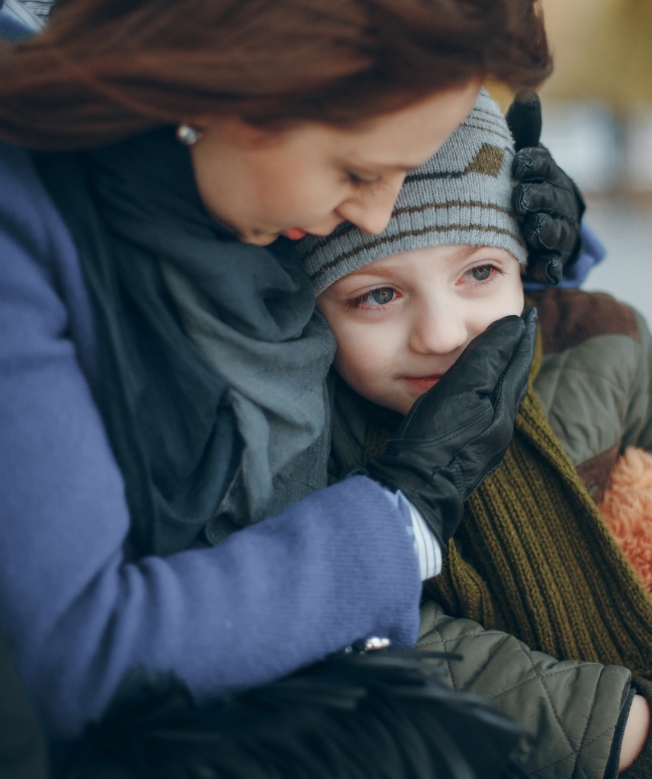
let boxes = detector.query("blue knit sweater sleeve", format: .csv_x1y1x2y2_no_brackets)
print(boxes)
0,143,421,740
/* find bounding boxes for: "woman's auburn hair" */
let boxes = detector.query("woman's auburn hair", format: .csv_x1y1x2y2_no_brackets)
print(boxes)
0,0,552,150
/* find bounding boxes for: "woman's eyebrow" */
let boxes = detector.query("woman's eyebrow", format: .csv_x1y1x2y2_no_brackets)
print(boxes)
342,160,421,174
375,162,421,173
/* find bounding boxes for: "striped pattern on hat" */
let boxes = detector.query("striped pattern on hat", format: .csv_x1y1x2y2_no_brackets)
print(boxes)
298,89,527,295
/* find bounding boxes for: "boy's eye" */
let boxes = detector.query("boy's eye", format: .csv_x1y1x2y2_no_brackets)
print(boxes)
470,265,492,281
366,287,395,305
459,263,504,286
349,287,396,309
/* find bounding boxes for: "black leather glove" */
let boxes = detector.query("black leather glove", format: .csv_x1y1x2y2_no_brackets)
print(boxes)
364,308,537,548
506,89,586,285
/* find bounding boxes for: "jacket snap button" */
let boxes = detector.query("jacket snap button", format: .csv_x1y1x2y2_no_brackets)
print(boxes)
352,637,392,653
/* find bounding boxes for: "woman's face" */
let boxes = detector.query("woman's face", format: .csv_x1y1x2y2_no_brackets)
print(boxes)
189,81,480,246
316,244,524,415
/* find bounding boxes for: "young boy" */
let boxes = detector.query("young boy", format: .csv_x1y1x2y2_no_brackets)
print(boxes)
297,90,652,776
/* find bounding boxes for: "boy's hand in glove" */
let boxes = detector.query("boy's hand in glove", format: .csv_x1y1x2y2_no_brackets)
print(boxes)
506,89,585,286
364,308,537,548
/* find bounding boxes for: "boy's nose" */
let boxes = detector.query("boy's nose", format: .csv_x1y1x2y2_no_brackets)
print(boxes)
409,302,469,357
336,174,405,235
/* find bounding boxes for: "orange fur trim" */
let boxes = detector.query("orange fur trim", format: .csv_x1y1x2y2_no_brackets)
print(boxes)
600,447,652,592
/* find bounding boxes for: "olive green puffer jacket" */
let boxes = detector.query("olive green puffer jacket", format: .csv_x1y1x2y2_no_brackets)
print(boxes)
329,288,652,779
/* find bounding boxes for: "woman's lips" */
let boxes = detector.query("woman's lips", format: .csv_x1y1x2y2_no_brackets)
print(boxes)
403,374,444,391
281,228,330,241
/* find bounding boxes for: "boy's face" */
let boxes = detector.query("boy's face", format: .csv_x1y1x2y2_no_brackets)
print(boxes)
317,245,524,415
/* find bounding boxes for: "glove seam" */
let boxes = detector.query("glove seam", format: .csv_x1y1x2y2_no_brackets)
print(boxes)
391,404,492,446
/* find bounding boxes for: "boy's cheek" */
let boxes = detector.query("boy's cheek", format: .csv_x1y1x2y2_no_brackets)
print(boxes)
473,278,525,334
334,338,403,408
332,342,374,391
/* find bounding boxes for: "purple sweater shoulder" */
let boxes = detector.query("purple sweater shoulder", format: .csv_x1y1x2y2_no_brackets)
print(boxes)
0,142,421,740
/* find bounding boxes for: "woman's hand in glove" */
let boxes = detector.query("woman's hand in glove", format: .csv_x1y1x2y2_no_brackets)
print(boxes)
364,307,538,548
506,89,585,286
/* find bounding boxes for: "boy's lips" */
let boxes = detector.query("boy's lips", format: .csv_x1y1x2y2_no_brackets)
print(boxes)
403,374,444,391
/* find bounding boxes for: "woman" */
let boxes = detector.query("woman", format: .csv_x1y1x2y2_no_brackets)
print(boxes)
0,0,595,770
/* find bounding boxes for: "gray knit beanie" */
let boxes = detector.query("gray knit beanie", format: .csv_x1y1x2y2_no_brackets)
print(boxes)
298,89,527,295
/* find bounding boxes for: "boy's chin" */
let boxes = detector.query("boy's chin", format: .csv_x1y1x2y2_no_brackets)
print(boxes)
392,378,441,415
385,390,423,417
364,389,412,417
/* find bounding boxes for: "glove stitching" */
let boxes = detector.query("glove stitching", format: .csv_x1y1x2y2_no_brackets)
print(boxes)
393,403,492,445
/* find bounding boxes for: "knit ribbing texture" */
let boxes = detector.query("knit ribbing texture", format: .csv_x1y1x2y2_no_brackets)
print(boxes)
299,89,527,295
426,334,652,673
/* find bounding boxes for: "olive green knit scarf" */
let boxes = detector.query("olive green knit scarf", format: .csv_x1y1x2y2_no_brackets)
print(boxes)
365,334,652,675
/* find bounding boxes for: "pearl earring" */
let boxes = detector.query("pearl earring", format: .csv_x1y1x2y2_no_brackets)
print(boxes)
176,124,203,146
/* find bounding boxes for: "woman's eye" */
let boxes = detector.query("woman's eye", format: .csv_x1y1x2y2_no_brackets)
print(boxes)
469,265,492,281
348,172,380,188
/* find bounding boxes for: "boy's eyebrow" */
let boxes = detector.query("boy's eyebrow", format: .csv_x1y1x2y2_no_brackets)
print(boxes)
344,245,483,281
344,264,404,281
452,245,484,261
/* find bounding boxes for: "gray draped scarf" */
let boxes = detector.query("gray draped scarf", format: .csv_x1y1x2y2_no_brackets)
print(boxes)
34,127,335,555
162,264,335,543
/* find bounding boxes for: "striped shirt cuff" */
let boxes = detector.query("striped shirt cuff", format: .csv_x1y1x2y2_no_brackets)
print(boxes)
382,488,442,581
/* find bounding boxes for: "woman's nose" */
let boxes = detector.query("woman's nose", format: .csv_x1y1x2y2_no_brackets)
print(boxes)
336,174,405,235
409,302,469,357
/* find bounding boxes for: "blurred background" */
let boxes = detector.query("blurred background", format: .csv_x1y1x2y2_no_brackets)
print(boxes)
2,0,651,322
489,0,652,323
534,0,652,325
